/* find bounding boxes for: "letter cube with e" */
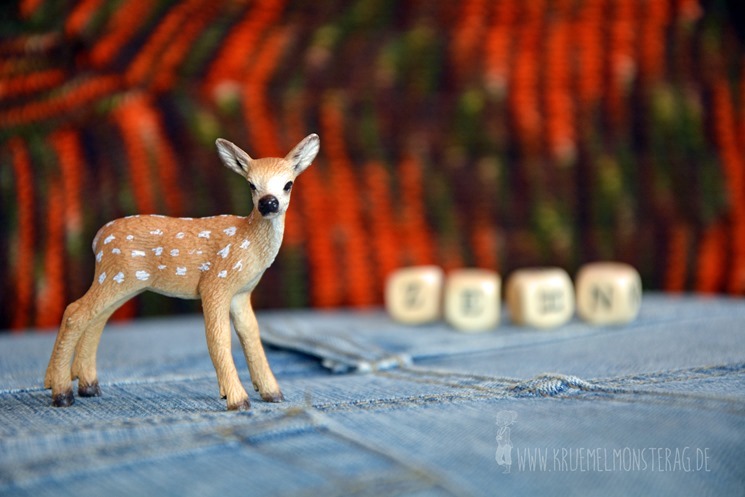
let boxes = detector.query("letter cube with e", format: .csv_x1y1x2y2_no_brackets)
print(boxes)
444,269,501,332
506,268,574,328
576,262,642,325
385,266,444,324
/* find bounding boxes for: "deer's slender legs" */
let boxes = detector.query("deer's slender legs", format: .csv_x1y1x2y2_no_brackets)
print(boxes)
71,298,127,397
202,292,250,410
45,286,135,406
230,292,283,402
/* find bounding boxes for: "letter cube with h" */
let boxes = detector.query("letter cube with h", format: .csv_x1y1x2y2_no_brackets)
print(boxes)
506,268,574,328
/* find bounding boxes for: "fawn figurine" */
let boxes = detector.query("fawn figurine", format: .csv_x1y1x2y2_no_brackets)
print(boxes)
45,134,320,411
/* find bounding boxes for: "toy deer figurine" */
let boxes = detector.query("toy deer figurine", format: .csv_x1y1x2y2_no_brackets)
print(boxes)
45,134,320,411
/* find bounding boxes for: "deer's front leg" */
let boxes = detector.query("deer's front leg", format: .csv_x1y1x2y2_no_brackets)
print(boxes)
202,294,250,411
230,292,283,403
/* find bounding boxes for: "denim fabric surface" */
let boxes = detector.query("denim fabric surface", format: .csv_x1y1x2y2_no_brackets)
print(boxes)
1,294,743,496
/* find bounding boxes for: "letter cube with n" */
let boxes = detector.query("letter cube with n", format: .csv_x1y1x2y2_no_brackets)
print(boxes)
576,262,642,325
506,268,574,328
385,266,444,324
444,269,501,332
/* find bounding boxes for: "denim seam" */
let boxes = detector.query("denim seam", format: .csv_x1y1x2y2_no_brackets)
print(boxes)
1,407,468,497
597,362,745,385
373,366,745,408
1,411,320,487
240,416,458,497
306,408,474,497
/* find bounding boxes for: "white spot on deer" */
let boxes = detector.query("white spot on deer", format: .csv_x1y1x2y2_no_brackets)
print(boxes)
105,221,115,228
218,270,228,278
152,215,166,218
104,235,115,245
126,235,134,241
112,248,121,255
153,247,163,256
150,229,163,236
170,249,180,257
198,262,211,272
240,239,250,249
176,267,187,276
233,260,243,271
135,270,150,281
126,215,140,219
113,272,125,284
96,251,103,263
183,217,193,221
98,272,107,284
132,250,146,258
158,265,167,270
176,232,185,239
217,244,231,259
198,230,211,239
224,227,237,236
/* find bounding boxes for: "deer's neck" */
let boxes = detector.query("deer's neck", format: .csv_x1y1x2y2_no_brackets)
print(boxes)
242,211,285,266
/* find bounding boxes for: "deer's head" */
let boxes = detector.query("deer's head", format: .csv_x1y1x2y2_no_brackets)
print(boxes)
216,134,320,219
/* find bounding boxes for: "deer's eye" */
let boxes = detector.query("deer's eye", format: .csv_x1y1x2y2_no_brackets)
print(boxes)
283,181,293,192
248,182,257,192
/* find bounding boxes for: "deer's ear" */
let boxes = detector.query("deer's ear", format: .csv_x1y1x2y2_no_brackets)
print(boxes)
285,134,319,176
216,138,253,177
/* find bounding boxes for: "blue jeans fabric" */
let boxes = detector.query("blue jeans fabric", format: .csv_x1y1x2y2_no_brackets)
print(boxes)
0,294,743,496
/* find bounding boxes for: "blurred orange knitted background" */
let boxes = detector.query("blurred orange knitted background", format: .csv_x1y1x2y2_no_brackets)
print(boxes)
1,0,744,330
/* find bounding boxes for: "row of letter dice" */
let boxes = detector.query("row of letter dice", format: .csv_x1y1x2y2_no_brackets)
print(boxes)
385,263,642,331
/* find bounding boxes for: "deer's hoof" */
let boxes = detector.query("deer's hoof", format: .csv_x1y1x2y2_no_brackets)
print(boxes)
78,381,102,397
260,390,284,403
52,390,74,407
227,398,251,411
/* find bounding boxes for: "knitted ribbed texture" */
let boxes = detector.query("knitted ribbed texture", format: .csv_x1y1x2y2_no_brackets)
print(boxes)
1,0,743,330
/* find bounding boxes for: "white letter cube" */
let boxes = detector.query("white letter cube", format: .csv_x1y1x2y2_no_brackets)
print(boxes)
385,266,444,324
576,262,642,325
506,267,574,328
444,269,501,332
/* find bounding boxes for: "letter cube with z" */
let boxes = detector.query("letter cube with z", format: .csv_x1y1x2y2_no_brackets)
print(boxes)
444,269,501,332
385,266,444,324
506,268,575,328
576,262,642,325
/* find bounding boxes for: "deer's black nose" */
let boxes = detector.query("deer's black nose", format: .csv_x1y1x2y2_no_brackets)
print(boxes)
258,195,279,216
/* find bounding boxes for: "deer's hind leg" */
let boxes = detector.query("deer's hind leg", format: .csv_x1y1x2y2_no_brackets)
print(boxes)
45,285,137,407
70,299,126,398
